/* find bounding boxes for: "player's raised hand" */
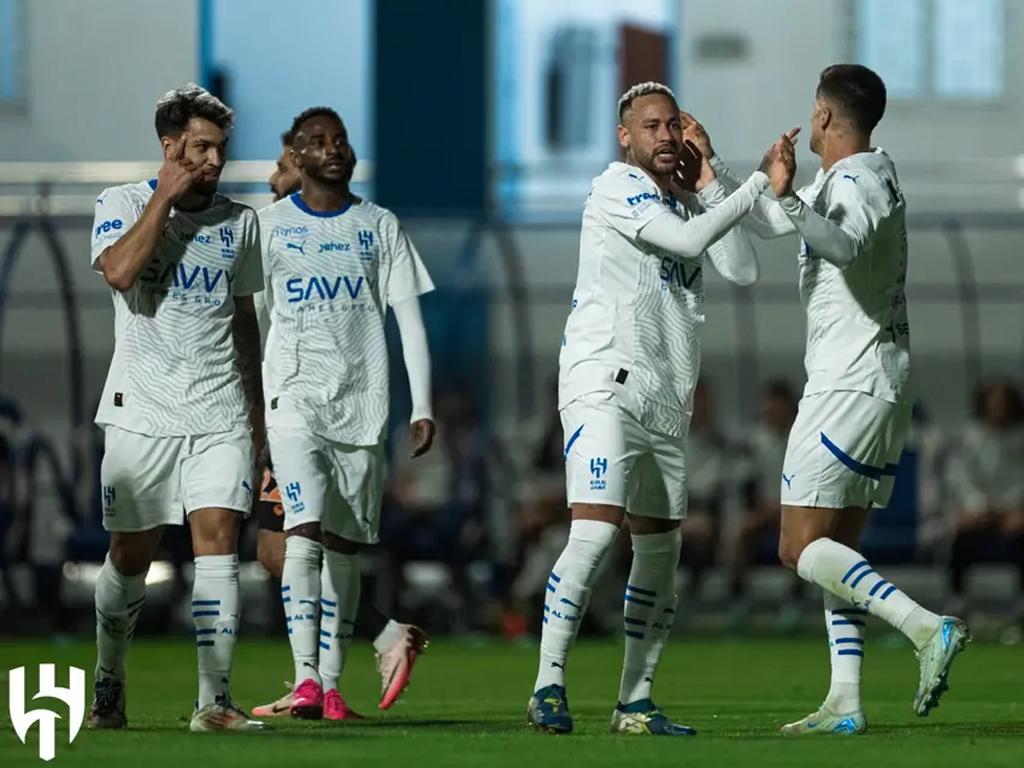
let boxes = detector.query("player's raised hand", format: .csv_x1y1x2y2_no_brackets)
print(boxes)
409,418,436,458
679,110,714,160
771,131,797,197
157,134,204,203
674,140,702,192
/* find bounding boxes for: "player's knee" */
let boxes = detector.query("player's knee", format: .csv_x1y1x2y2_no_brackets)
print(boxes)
189,507,241,556
108,529,161,577
256,531,286,578
777,535,807,572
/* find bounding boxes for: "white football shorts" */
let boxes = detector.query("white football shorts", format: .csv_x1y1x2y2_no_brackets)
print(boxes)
780,390,912,510
561,391,688,519
267,422,384,544
100,425,255,532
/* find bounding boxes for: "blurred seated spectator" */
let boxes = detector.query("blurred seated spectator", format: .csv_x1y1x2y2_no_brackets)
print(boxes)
679,379,726,599
729,380,804,624
946,378,1024,627
382,387,492,631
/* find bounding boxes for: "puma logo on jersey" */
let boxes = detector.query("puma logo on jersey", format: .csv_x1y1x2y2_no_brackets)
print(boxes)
286,241,306,256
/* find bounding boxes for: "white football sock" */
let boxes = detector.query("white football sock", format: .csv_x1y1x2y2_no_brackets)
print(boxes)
534,519,619,693
282,535,322,687
319,550,360,693
373,620,405,654
822,589,864,714
798,538,940,649
618,529,681,706
95,553,147,682
192,554,240,708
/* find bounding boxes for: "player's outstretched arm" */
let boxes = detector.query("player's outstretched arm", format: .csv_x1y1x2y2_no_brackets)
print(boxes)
697,181,760,286
636,170,770,260
679,111,795,240
709,155,796,239
765,134,883,270
392,296,435,458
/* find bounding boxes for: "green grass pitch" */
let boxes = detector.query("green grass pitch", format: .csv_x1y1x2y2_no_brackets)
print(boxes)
1,636,1022,767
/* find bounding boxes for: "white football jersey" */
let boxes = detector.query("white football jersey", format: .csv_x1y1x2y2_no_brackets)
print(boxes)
560,162,709,438
90,180,263,436
259,195,434,446
795,149,910,402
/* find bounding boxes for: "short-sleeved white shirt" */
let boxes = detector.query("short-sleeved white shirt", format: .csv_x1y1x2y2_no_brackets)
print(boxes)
259,195,434,446
90,180,263,436
795,149,910,402
559,162,707,438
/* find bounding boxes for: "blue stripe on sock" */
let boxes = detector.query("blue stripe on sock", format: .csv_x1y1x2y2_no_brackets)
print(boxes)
319,642,330,650
626,584,657,597
197,640,215,647
320,630,331,637
280,585,291,592
192,611,219,617
835,637,864,645
880,585,897,600
559,597,580,608
546,583,556,593
288,628,293,634
832,608,868,616
322,610,335,618
320,598,337,607
543,605,550,612
869,579,890,597
850,568,876,589
624,595,654,607
837,649,864,657
542,616,548,624
191,600,221,606
282,597,292,603
624,617,647,626
549,572,561,583
841,560,870,584
624,630,644,639
832,619,866,627
195,628,216,636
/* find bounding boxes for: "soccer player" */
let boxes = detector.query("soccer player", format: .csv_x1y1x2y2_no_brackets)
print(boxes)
688,64,969,734
528,81,776,736
87,84,267,732
251,128,429,719
258,107,435,721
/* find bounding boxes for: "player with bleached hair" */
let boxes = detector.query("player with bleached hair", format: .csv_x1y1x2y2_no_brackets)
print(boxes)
87,83,267,732
528,81,778,736
688,63,969,735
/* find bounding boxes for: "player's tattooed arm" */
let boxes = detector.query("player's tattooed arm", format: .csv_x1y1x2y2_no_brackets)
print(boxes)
233,295,267,464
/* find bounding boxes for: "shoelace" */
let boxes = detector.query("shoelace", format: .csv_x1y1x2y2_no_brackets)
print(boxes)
93,680,121,713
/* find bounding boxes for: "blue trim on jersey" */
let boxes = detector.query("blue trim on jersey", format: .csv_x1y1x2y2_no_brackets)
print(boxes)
820,432,898,481
147,179,157,191
290,193,353,218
